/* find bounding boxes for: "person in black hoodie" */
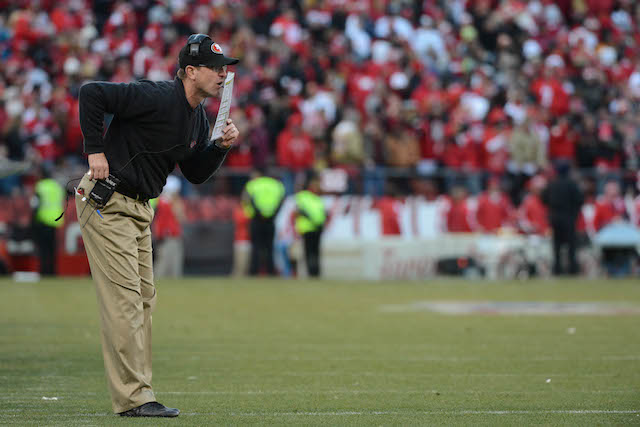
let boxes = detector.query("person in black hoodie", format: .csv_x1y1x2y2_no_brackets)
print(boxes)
542,161,584,276
76,34,239,418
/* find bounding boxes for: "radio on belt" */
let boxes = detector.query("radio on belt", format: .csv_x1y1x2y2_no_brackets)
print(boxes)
89,174,120,208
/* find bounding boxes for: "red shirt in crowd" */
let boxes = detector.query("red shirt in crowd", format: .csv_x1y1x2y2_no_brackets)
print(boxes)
276,128,315,171
531,77,570,116
225,139,253,168
547,120,575,161
480,127,510,175
518,193,549,235
152,198,182,239
441,135,481,171
576,198,596,235
475,191,514,232
593,196,627,231
233,205,249,242
443,196,474,232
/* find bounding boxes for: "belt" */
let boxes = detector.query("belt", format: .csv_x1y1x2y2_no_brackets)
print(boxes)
116,184,150,202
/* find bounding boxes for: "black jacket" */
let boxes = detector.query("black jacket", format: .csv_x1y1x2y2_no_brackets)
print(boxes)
542,176,584,223
79,77,229,198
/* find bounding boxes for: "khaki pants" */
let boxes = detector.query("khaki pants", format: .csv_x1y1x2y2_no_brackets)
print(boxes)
76,174,156,413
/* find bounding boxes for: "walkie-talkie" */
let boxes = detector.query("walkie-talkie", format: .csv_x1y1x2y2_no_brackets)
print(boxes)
88,174,120,208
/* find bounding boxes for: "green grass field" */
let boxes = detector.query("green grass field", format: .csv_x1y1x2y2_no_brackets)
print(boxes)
1,277,639,426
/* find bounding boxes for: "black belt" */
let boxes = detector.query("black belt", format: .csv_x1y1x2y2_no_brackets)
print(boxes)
116,184,150,202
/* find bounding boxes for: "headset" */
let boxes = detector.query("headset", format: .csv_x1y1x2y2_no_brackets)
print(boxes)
187,34,211,58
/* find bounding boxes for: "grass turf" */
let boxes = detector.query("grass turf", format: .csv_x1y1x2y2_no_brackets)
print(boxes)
1,277,639,425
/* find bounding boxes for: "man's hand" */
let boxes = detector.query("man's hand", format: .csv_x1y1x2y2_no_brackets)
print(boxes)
88,153,109,180
217,118,239,149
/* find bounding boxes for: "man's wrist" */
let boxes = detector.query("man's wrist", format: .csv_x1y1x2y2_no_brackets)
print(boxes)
213,138,230,151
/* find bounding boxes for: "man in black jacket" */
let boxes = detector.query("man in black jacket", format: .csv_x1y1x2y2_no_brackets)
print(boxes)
76,34,239,418
542,161,584,276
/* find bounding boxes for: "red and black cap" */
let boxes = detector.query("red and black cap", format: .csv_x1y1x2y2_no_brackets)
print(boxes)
178,34,239,69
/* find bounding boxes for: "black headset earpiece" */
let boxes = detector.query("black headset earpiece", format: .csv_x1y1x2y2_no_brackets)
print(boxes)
187,34,211,57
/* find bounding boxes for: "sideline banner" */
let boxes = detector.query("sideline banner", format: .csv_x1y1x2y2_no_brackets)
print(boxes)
321,235,552,280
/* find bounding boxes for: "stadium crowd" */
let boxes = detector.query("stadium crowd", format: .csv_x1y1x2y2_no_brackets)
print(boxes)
1,0,640,236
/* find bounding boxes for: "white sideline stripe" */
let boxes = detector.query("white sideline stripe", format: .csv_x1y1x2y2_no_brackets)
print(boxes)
157,389,639,395
4,410,637,417
193,410,640,416
285,372,629,378
153,355,640,362
2,388,638,400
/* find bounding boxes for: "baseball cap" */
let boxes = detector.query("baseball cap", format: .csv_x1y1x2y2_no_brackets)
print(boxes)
178,34,239,69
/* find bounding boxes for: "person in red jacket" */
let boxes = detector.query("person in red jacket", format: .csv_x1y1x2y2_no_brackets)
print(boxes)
276,113,315,171
530,66,570,116
475,177,514,233
444,185,475,232
152,175,185,278
276,113,315,193
593,180,627,231
518,175,550,235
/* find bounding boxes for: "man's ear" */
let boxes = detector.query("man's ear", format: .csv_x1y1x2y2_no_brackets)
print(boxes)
185,65,197,80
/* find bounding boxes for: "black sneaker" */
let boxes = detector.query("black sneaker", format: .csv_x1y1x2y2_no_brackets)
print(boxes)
119,401,180,417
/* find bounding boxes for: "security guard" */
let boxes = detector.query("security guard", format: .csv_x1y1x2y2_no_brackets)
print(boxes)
242,169,285,275
32,167,65,275
295,176,326,277
541,160,584,275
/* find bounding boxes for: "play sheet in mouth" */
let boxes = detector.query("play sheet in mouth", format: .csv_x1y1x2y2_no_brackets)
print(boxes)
210,71,235,143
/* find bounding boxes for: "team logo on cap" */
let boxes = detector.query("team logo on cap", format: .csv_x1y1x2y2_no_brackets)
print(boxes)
211,43,223,54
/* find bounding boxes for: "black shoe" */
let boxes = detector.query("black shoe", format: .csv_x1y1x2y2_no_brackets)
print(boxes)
119,401,180,417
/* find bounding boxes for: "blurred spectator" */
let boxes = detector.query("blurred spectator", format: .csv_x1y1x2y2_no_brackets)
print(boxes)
518,175,550,236
330,108,365,168
531,65,570,117
31,166,64,276
276,113,314,194
542,162,584,275
443,185,474,233
547,117,575,163
294,174,326,278
507,117,546,204
383,121,420,169
242,169,285,276
574,115,600,170
475,176,514,233
152,175,185,278
245,106,270,171
576,176,598,241
231,203,250,277
593,180,627,231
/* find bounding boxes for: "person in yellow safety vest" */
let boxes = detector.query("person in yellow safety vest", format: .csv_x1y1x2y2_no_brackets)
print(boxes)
32,167,65,275
294,175,326,277
242,169,285,276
